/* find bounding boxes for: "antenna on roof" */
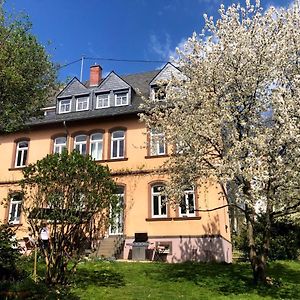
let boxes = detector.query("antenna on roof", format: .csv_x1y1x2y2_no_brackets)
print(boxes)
80,56,85,82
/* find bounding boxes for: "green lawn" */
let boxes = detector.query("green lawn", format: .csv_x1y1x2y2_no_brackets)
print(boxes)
2,260,300,299
71,260,300,300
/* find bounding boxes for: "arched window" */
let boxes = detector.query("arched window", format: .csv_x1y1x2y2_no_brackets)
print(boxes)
111,130,125,159
151,184,167,218
15,140,29,167
90,133,103,160
53,136,67,154
74,134,87,155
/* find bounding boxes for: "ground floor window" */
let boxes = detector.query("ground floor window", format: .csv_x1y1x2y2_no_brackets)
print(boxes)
8,193,22,224
151,184,167,218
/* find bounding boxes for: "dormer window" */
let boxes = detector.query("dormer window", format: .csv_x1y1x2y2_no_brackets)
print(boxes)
96,93,110,109
76,97,89,111
152,85,166,101
115,92,128,106
58,99,71,114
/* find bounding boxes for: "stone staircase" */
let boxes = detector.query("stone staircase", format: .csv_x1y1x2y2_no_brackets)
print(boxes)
95,235,125,259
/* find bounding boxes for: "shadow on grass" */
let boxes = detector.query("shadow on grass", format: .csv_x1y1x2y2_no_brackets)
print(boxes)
75,267,125,288
149,261,300,299
0,278,80,300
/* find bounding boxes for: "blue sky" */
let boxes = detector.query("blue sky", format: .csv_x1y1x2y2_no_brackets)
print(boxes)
5,0,293,82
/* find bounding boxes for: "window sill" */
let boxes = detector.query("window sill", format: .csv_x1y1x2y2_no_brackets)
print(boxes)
102,158,128,162
145,155,169,159
9,167,26,171
146,216,201,222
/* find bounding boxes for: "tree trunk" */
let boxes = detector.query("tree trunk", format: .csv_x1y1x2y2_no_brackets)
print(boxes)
245,205,267,285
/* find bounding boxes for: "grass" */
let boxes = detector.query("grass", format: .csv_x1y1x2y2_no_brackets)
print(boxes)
2,260,300,299
69,260,300,300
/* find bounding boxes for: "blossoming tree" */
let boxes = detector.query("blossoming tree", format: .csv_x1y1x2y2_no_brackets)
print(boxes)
141,1,300,284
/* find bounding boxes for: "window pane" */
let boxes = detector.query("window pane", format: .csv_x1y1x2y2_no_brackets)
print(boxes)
180,196,187,214
161,195,166,215
81,144,87,155
113,131,124,139
22,149,28,165
91,133,102,141
112,140,118,157
75,135,86,142
188,194,195,213
9,203,16,221
159,140,165,154
153,196,159,215
55,137,66,144
19,141,28,148
119,140,124,157
16,151,22,166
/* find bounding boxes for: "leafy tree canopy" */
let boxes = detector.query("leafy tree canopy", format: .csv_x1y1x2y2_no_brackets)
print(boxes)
141,0,300,284
0,3,56,132
21,151,117,284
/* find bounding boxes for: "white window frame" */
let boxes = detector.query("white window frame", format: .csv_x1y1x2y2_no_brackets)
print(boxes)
179,188,196,217
15,141,28,168
74,135,87,155
90,133,103,160
109,186,124,235
115,92,128,106
8,194,22,225
96,93,110,109
53,136,67,154
111,130,125,159
58,99,72,114
151,185,167,218
76,97,89,111
150,129,166,156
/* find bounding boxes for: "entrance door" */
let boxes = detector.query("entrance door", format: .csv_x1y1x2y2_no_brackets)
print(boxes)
109,186,124,235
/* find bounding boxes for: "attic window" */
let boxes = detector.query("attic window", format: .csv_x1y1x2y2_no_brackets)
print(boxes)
58,99,71,114
115,92,128,106
152,85,166,101
76,97,89,111
96,93,110,109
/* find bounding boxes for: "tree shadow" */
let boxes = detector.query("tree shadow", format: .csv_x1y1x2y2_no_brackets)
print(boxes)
150,261,300,299
170,215,231,263
75,267,125,288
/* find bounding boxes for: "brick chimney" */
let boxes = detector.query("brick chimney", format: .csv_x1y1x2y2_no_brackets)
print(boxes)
89,64,102,86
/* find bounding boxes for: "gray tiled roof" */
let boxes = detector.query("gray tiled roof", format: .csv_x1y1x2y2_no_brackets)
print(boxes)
30,69,160,126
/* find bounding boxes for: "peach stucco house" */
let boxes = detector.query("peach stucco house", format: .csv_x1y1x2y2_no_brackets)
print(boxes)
0,63,232,263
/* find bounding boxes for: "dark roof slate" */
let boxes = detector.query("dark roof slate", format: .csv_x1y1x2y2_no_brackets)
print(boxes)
30,69,160,126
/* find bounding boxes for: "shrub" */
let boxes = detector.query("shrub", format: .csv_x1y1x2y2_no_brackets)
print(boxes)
234,217,300,260
0,223,24,280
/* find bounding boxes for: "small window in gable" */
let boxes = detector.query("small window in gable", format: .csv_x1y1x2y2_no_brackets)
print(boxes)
58,98,72,113
76,97,89,111
151,85,166,101
96,93,110,109
115,92,128,106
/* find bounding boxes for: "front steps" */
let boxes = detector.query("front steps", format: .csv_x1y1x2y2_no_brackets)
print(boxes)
95,235,125,259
